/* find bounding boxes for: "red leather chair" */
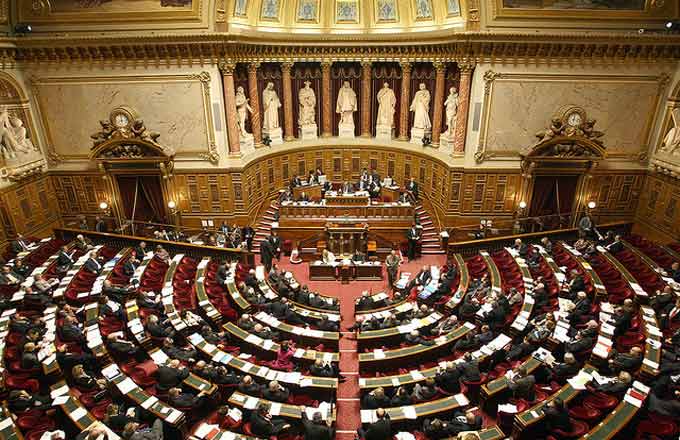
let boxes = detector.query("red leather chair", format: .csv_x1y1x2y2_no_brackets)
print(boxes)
547,419,589,439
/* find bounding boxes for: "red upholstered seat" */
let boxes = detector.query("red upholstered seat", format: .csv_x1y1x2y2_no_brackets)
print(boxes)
549,419,590,438
569,405,601,421
583,392,619,411
635,419,677,439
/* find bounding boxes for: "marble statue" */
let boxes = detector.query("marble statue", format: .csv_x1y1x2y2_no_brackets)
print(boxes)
410,83,431,130
262,82,281,131
444,87,459,135
376,83,396,128
660,107,680,156
336,81,357,127
0,107,33,159
235,86,253,137
298,81,316,126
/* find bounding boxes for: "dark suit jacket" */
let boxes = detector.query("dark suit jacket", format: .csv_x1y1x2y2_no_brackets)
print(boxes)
509,375,536,401
457,360,481,382
84,258,102,273
156,365,189,390
302,413,334,440
364,416,391,440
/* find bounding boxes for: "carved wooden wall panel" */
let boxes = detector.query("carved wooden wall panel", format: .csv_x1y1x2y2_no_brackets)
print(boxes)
173,173,236,228
0,175,59,248
51,174,109,220
587,172,644,222
448,171,521,218
636,173,680,240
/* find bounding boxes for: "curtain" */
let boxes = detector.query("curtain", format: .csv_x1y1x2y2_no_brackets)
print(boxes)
529,176,557,218
116,176,139,220
139,176,166,224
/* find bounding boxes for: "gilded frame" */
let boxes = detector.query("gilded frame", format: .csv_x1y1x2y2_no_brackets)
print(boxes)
30,72,219,165
475,71,668,163
492,0,677,21
17,0,203,25
295,0,320,23
335,0,360,24
374,0,399,24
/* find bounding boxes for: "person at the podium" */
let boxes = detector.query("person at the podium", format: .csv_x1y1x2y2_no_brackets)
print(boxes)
368,180,381,199
290,175,302,188
352,249,366,263
407,223,421,261
322,249,336,265
307,170,318,185
298,191,310,202
341,181,354,193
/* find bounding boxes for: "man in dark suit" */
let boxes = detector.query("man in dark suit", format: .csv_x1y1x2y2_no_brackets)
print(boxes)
107,334,144,361
595,371,632,397
550,352,581,384
56,245,74,272
84,251,103,274
94,216,107,233
156,359,189,391
301,411,333,440
216,264,230,286
341,181,354,193
606,235,624,254
609,346,643,373
449,410,483,435
263,380,290,402
168,387,206,409
359,408,391,440
260,239,274,272
290,176,302,188
60,316,85,343
243,225,255,251
362,388,391,409
269,231,282,260
103,279,131,304
671,262,680,283
0,265,24,285
10,234,30,254
133,241,147,259
570,291,592,322
435,362,461,393
20,342,40,369
457,353,481,382
405,177,419,200
406,224,421,261
508,366,536,401
413,265,432,288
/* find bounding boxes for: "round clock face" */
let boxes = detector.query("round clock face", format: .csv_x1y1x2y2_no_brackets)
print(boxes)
567,112,582,127
113,112,130,128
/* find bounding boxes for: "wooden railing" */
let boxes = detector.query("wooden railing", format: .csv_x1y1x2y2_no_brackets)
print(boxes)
447,221,632,258
54,228,255,266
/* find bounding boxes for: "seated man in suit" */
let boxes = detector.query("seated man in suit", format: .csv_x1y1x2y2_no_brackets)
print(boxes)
238,375,262,395
513,239,529,258
250,403,291,437
102,279,132,304
145,314,174,339
33,274,58,294
302,410,334,440
508,365,536,401
10,234,30,254
593,371,632,397
98,295,123,319
84,250,103,274
107,333,144,361
606,234,625,254
133,241,148,259
156,359,190,391
405,330,434,346
448,410,483,435
168,387,207,410
56,245,75,273
457,352,482,383
162,337,196,362
435,362,461,394
60,315,85,343
548,352,581,384
362,387,391,410
20,342,40,370
262,380,290,402
0,265,24,285
12,259,31,279
74,234,94,252
358,408,391,440
608,346,643,373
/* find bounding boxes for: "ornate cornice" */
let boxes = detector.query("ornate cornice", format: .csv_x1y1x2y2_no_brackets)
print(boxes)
1,31,680,67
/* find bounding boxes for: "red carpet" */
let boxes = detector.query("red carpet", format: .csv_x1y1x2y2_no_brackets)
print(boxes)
257,253,447,434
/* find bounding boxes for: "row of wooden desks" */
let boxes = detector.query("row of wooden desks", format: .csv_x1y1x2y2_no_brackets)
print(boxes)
252,311,340,348
224,322,339,364
309,261,383,282
360,394,469,423
444,254,469,311
581,381,650,440
357,311,443,349
188,332,338,390
228,391,336,422
195,258,224,325
505,247,535,335
560,243,607,300
50,380,122,438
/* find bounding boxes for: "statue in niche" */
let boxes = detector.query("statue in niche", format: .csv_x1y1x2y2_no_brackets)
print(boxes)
376,83,396,128
235,86,253,136
298,81,317,126
0,107,34,160
262,82,281,131
336,81,357,127
410,83,431,130
660,107,680,156
444,86,459,135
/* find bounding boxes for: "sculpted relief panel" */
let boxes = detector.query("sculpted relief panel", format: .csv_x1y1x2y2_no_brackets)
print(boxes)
32,74,215,163
479,73,663,161
0,73,46,186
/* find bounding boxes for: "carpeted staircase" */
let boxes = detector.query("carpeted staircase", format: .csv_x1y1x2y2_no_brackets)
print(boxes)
252,201,279,253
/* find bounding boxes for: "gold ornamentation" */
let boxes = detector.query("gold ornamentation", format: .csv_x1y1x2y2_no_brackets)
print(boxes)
199,142,220,164
0,159,46,182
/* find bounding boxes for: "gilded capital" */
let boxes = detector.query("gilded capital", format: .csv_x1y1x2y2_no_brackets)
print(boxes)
433,61,447,73
281,62,294,72
320,60,333,71
218,61,236,74
458,62,476,73
361,60,372,69
400,61,412,73
247,62,261,73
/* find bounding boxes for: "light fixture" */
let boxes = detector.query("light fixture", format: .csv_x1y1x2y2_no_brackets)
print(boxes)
519,201,527,210
587,201,596,209
167,200,176,209
99,201,108,210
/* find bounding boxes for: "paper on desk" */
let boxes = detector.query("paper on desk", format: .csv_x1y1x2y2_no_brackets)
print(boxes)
166,409,183,424
244,397,259,410
498,403,518,413
71,407,87,421
402,406,417,419
269,402,282,416
360,410,376,424
141,395,159,410
194,423,220,439
51,395,70,406
117,377,137,394
373,349,386,359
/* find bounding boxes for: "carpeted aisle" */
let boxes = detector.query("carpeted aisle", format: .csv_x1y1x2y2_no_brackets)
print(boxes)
258,253,447,439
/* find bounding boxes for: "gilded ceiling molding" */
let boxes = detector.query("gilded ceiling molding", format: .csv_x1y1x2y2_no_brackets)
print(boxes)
3,32,680,67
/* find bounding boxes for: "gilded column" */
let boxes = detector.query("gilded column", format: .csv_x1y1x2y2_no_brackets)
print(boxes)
398,62,412,141
247,62,263,147
321,61,333,137
220,61,240,155
454,63,474,155
431,62,447,147
360,61,372,137
281,62,295,141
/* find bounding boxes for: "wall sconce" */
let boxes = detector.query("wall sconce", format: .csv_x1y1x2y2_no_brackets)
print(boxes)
99,201,111,216
519,201,527,210
516,200,527,218
587,201,597,210
167,200,178,215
